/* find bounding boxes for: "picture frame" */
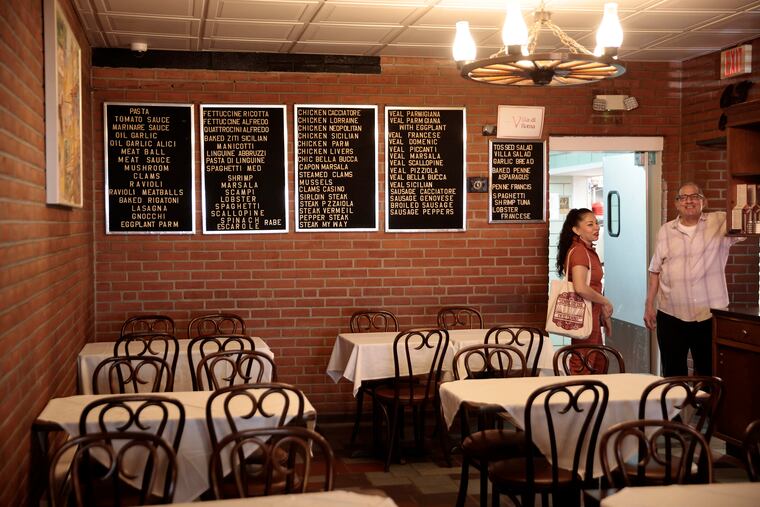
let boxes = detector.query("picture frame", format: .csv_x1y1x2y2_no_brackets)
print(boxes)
44,0,83,207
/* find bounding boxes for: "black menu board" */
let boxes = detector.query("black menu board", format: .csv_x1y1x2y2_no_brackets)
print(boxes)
385,107,466,232
201,105,288,234
489,140,545,223
295,105,377,231
104,103,194,234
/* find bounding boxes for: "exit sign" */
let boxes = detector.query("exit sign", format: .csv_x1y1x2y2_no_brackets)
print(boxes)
721,44,752,79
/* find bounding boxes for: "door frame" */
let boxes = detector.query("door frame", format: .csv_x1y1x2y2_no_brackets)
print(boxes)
548,136,664,374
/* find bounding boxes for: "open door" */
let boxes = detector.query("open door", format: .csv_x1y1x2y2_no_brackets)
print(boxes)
602,153,649,372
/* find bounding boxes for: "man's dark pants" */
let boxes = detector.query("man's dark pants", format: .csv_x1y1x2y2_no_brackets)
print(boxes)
656,310,712,377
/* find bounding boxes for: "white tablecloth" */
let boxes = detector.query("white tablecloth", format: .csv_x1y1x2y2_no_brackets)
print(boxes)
600,482,760,507
326,328,554,395
439,373,684,478
78,337,273,394
36,389,315,502
169,490,399,507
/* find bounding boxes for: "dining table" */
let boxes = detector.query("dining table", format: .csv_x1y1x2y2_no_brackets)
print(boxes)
439,373,689,478
32,388,315,503
326,328,555,395
78,336,273,394
167,489,400,507
599,482,760,507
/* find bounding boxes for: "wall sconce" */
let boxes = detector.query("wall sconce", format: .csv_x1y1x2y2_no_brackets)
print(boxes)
592,94,639,112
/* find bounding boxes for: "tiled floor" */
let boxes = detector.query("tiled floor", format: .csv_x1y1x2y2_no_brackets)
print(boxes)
317,420,753,507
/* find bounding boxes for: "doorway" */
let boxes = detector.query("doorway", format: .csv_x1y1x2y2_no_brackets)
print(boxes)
547,137,663,373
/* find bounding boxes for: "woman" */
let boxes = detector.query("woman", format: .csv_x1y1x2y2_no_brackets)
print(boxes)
556,208,613,374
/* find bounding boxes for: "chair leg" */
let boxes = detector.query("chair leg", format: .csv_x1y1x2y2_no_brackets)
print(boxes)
349,386,365,447
384,404,400,472
479,463,489,507
438,408,452,467
456,455,470,507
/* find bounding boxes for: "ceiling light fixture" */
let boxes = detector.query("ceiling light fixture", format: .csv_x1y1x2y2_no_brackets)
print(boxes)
453,1,626,87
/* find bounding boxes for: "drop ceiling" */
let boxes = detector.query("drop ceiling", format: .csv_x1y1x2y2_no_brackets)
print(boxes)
72,0,760,62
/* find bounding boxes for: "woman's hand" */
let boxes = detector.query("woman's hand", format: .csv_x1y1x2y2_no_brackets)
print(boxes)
602,299,614,319
603,316,613,337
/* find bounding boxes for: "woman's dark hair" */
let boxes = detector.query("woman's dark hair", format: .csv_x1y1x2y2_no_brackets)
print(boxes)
556,208,594,277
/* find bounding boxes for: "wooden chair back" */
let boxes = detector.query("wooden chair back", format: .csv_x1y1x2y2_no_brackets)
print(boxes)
205,383,307,448
120,314,175,337
553,343,626,375
600,419,713,487
113,332,180,386
437,306,483,330
196,350,277,390
188,313,246,340
79,394,186,453
49,431,177,506
744,418,760,481
452,343,527,380
349,309,399,332
485,325,545,376
187,334,257,390
523,379,609,488
390,328,450,403
92,356,174,394
208,426,334,498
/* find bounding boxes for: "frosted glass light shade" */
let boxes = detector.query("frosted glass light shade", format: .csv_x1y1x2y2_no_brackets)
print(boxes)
501,1,529,48
596,2,623,49
453,21,477,61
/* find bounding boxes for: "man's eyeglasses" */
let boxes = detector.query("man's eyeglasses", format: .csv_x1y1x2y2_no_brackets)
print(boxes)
676,193,704,202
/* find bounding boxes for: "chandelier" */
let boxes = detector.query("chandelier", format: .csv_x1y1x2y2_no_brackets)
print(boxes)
453,1,626,86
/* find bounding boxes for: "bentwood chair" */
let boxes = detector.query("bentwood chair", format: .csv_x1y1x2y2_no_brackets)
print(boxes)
347,309,400,448
634,376,723,483
600,419,713,488
488,379,609,507
484,325,546,376
188,313,247,340
49,432,178,506
187,335,259,390
373,328,450,471
205,383,308,448
208,426,334,499
744,419,760,481
195,350,278,390
79,395,186,455
437,306,484,330
452,344,529,507
92,356,174,394
113,332,180,389
120,315,175,337
553,343,626,375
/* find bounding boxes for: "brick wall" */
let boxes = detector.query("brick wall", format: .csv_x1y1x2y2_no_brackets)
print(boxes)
680,38,760,303
0,0,93,504
91,58,683,415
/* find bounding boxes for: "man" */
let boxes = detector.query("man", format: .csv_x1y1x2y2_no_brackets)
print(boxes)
644,182,743,377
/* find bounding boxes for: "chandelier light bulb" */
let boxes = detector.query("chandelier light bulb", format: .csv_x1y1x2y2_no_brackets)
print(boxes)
453,21,477,62
501,1,529,49
596,2,624,50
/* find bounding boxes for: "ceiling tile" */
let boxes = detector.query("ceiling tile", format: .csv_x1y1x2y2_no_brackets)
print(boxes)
380,44,455,58
653,30,760,48
415,7,503,28
208,0,318,21
392,26,457,44
652,0,758,10
203,38,289,51
312,2,422,24
111,33,196,50
621,48,713,61
301,23,401,43
700,12,760,30
101,15,199,36
290,41,380,55
206,20,299,39
98,0,200,17
621,11,724,30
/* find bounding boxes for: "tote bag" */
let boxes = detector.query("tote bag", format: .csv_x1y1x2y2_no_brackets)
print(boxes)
545,247,593,340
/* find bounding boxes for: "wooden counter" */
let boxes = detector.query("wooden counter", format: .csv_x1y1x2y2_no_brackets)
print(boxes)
712,305,760,446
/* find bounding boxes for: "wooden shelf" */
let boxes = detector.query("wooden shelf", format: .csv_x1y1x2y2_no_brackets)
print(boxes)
725,100,760,232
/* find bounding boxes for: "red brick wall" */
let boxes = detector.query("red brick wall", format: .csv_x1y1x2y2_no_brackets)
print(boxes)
91,58,683,414
0,0,93,504
680,38,760,303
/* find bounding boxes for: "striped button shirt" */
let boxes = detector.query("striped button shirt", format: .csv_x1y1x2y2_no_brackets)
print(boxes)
648,211,742,322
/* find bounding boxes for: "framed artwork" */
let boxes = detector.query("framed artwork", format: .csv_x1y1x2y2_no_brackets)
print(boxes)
44,0,83,207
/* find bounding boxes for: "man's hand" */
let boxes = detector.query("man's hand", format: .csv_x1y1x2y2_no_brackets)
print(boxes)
644,305,657,330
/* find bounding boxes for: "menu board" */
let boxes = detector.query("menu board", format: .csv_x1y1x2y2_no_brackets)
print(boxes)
385,107,466,232
201,105,288,233
295,105,377,231
489,140,545,223
104,103,194,234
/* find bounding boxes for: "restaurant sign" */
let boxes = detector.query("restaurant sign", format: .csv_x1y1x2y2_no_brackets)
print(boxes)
497,106,544,139
720,44,752,79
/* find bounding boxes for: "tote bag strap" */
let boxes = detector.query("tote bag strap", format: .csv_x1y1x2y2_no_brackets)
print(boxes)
564,247,592,286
